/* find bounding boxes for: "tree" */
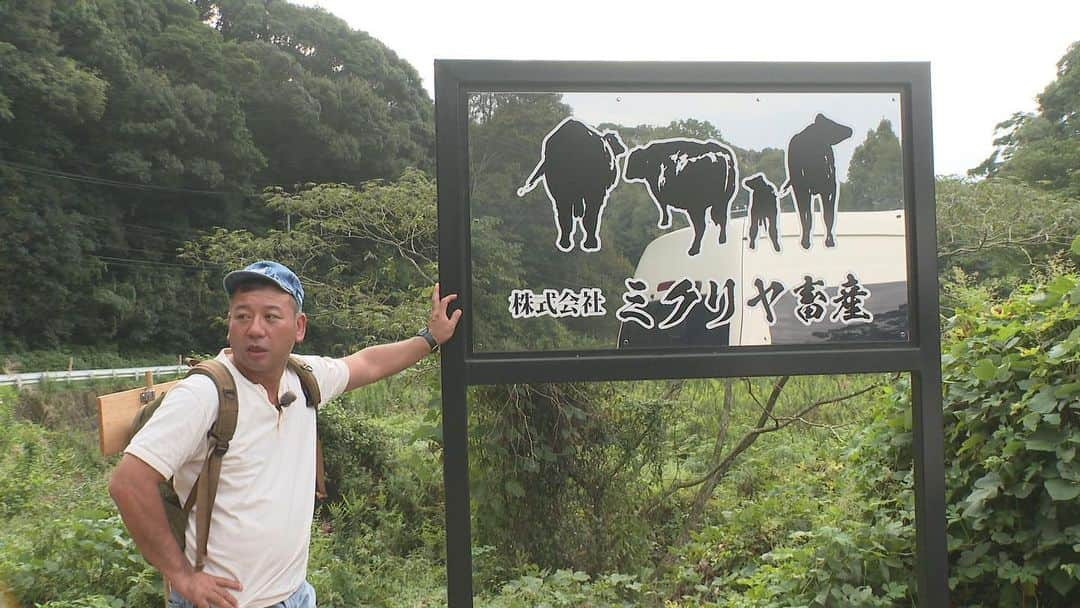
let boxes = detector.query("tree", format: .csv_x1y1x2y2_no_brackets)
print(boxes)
935,176,1080,282
975,41,1080,199
200,0,434,185
0,0,435,353
842,119,903,211
894,272,1080,606
0,0,244,351
182,168,440,354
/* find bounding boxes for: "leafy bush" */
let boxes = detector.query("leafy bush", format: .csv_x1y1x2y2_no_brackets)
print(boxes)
0,386,112,517
663,390,917,607
36,598,124,608
0,387,159,605
306,382,450,606
12,267,1080,607
469,382,669,577
480,568,645,607
940,273,1080,605
0,513,159,606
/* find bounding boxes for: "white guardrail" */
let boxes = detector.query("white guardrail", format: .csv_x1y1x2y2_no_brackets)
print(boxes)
0,365,188,387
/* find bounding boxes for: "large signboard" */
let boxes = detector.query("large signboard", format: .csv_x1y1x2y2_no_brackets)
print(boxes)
436,61,945,606
470,91,909,354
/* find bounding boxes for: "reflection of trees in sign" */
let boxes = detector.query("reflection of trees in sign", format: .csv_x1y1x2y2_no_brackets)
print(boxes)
623,139,740,256
747,278,786,325
830,273,873,323
843,119,903,211
516,117,627,253
782,113,854,250
792,275,829,326
616,279,653,329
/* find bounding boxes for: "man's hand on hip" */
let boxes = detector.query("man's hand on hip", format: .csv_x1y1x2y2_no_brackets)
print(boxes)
172,570,242,608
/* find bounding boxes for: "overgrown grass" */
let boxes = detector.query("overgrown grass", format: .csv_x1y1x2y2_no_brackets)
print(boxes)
0,367,927,607
1,348,182,373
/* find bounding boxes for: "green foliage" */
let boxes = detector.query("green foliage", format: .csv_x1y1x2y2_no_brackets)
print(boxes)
978,41,1080,199
307,520,446,607
1,347,179,372
0,385,114,518
465,374,909,608
204,0,434,181
936,176,1080,283
183,168,439,354
937,273,1080,605
1,513,160,607
0,386,159,606
318,394,394,504
481,568,645,607
469,382,672,576
36,597,127,608
0,0,432,354
0,0,261,351
306,380,450,606
660,384,916,607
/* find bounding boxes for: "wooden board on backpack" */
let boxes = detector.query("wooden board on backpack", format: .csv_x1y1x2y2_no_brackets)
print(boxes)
97,379,182,457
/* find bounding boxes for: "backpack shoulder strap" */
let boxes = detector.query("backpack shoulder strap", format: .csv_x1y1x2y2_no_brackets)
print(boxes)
183,359,238,571
287,355,322,409
287,355,328,499
186,360,239,443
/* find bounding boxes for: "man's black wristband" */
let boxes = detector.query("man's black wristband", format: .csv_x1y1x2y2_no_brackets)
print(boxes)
417,327,439,352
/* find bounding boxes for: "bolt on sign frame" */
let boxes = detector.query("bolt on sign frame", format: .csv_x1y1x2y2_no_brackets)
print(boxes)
435,60,945,607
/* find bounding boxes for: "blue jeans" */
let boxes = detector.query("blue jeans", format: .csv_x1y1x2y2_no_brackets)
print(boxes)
168,579,315,608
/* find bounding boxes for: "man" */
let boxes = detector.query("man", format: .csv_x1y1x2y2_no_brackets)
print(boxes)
109,261,461,608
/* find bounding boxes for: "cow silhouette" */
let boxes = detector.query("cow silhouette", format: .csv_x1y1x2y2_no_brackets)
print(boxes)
623,139,739,256
782,113,853,249
517,117,627,252
742,172,782,252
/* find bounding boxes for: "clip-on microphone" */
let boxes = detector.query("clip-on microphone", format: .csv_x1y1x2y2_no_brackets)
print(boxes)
276,391,297,413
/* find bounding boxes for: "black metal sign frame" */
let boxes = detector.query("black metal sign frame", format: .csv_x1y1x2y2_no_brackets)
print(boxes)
436,60,945,607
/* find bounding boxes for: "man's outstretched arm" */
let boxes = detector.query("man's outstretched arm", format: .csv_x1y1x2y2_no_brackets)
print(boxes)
341,282,461,392
109,454,242,608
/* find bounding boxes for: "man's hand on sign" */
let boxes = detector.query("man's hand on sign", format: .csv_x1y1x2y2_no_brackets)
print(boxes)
428,282,461,346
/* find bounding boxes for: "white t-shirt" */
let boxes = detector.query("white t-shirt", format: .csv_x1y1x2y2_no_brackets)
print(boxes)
125,350,349,607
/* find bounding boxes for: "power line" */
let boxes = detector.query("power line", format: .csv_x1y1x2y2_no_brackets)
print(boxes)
80,215,200,240
91,255,223,270
0,159,251,196
100,245,187,257
0,142,108,172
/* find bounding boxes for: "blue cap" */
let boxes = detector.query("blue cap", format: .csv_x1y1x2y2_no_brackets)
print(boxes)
223,260,304,310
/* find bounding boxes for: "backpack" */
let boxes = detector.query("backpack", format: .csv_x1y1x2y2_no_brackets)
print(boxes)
125,355,324,572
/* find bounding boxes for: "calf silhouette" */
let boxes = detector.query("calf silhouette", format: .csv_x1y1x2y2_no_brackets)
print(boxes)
517,117,627,252
742,172,781,252
782,113,853,249
623,139,739,256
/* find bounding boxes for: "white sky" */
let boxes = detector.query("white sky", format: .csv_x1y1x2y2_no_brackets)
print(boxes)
297,0,1079,177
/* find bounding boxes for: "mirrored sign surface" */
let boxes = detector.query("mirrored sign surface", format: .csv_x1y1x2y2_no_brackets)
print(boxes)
468,91,908,354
